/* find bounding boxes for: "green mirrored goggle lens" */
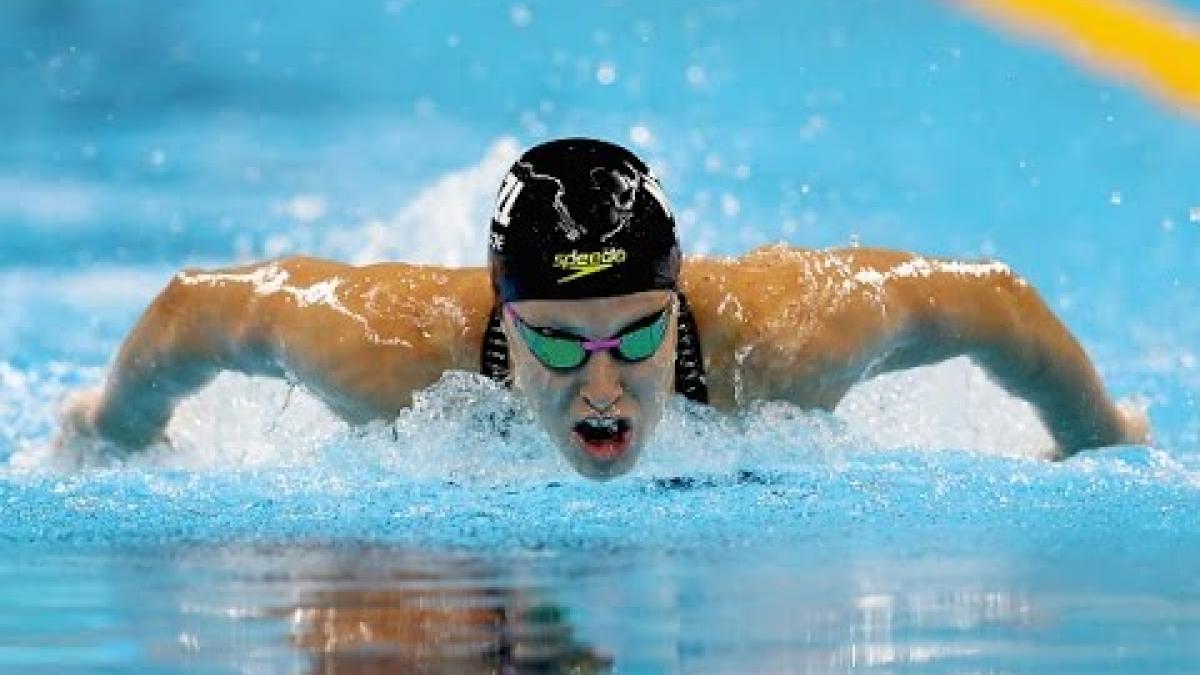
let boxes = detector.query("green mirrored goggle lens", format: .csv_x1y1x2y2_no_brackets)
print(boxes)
517,322,588,369
615,311,668,361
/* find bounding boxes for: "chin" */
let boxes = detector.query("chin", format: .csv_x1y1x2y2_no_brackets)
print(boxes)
566,451,641,480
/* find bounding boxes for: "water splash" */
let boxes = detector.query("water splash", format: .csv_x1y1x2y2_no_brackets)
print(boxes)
325,137,521,267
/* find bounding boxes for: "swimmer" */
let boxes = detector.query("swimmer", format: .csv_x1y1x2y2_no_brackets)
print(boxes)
59,138,1150,478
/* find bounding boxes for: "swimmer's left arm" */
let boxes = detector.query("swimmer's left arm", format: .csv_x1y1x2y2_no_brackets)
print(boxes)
872,255,1149,457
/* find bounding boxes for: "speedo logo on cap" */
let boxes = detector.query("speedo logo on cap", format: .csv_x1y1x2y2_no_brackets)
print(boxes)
553,248,627,284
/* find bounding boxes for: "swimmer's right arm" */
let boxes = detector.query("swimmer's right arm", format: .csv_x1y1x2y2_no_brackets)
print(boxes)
61,257,493,450
63,261,292,448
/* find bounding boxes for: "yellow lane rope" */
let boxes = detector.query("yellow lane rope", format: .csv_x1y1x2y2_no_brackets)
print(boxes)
959,0,1200,116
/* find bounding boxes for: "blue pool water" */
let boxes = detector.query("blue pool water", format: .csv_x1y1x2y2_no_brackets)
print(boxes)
3,0,1199,671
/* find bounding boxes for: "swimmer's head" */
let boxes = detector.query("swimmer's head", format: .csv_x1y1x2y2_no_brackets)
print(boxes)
488,138,681,303
488,138,682,479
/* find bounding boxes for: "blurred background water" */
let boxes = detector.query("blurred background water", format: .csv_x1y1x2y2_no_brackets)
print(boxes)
2,0,1199,671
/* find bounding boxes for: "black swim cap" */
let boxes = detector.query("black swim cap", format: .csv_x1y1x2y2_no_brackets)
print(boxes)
489,138,681,302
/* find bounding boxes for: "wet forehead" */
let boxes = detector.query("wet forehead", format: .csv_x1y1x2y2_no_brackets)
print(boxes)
511,290,673,337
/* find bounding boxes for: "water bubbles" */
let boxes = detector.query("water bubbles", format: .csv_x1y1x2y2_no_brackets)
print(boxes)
1190,206,1200,223
509,4,532,28
283,194,327,222
1109,191,1122,206
798,114,827,141
720,192,741,218
629,125,653,147
595,62,617,86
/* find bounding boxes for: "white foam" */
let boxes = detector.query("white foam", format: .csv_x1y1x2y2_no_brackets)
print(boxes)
325,137,521,267
837,356,1057,458
5,354,1070,480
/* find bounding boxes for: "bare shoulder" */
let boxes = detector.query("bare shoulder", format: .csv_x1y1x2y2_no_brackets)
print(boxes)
677,244,1028,407
680,243,1024,308
679,244,920,317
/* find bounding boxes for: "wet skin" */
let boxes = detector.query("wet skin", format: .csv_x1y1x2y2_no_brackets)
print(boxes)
59,245,1150,474
504,290,677,479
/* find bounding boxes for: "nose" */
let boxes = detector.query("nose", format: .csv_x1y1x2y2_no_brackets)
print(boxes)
579,351,623,413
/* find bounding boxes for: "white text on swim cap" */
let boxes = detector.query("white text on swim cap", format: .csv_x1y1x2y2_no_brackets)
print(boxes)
553,248,627,284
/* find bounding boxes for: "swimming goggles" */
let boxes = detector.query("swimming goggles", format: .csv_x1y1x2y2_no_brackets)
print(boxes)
503,302,672,371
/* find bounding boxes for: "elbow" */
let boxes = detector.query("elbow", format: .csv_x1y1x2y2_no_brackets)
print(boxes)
918,263,1046,375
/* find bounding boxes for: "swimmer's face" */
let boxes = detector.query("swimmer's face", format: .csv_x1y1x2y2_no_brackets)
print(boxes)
504,290,677,480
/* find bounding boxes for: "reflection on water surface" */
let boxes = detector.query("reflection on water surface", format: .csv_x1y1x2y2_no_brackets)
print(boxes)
5,540,1193,672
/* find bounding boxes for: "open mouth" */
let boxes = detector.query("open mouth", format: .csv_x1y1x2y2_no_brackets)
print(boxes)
571,416,633,460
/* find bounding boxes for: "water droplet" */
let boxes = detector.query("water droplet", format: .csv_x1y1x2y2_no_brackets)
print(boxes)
596,62,617,86
149,149,166,167
629,126,653,147
635,20,653,43
509,4,532,27
720,193,740,218
284,195,327,222
685,65,707,87
1109,191,1122,206
1189,206,1200,222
